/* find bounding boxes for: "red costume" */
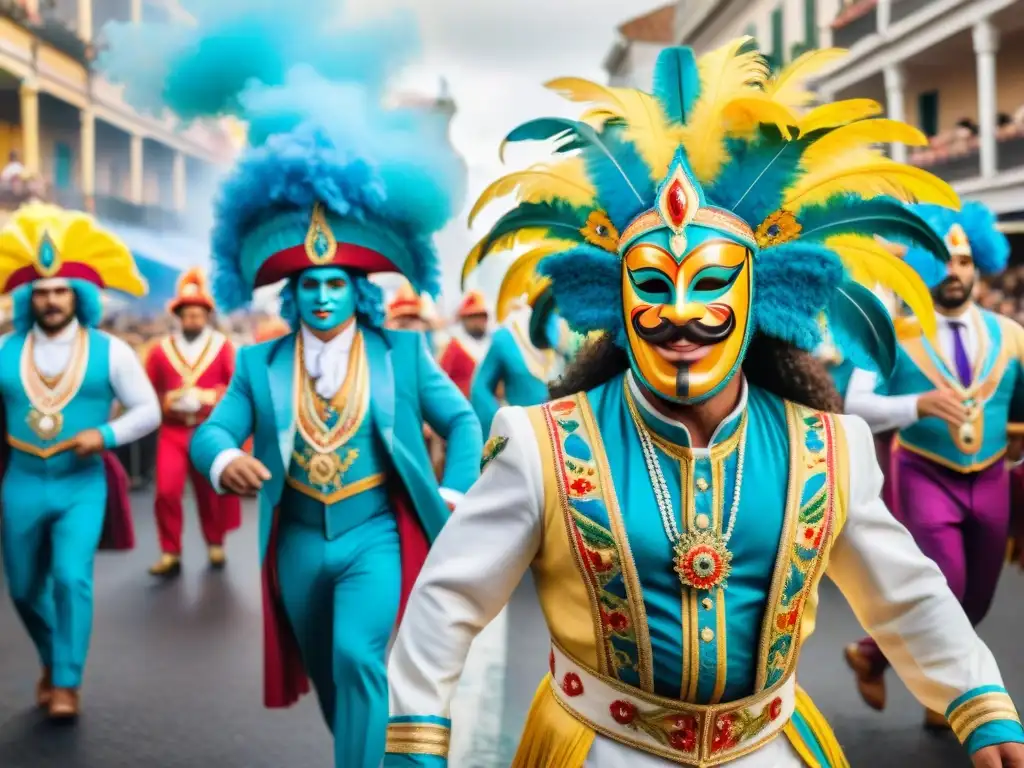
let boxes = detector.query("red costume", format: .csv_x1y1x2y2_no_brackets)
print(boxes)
437,291,489,397
145,269,240,557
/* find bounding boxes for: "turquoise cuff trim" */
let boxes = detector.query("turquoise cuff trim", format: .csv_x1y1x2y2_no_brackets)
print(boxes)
382,755,446,767
98,424,117,449
388,715,451,728
946,685,1009,718
964,720,1024,755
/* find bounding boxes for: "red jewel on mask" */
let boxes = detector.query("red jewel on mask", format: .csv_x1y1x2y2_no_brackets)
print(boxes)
666,179,688,228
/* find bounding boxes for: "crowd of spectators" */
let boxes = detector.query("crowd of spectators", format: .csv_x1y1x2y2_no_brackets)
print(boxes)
977,263,1024,325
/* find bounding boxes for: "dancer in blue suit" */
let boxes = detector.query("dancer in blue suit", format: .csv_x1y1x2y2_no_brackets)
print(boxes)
96,4,481,766
0,203,160,719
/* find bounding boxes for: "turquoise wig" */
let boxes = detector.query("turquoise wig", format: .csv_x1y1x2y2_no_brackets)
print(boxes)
903,201,1010,289
462,42,961,377
11,279,104,333
97,0,465,312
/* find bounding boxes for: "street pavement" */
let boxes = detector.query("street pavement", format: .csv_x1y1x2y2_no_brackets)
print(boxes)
0,491,1020,767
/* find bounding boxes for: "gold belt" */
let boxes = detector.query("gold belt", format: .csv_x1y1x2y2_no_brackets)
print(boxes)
549,643,794,767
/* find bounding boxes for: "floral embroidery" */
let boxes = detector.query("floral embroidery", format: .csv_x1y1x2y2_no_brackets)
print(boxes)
480,435,509,472
561,673,584,697
570,477,595,495
710,697,784,755
754,210,802,249
608,700,699,755
761,406,835,688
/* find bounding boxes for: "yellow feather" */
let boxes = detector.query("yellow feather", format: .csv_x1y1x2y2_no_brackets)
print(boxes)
826,234,938,343
496,244,563,322
785,157,959,210
720,93,797,140
802,119,928,168
764,48,848,109
580,107,619,128
797,99,883,136
460,229,564,289
467,160,596,226
545,77,679,181
680,37,771,182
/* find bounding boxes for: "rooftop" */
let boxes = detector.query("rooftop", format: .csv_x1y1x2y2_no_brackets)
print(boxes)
618,3,676,44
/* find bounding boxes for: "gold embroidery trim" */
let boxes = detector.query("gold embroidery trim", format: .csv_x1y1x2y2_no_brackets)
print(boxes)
578,393,655,693
710,448,728,704
20,328,89,416
895,438,1006,474
161,332,223,387
948,692,1021,743
6,435,76,458
284,472,386,505
294,331,369,453
385,722,450,756
619,207,755,248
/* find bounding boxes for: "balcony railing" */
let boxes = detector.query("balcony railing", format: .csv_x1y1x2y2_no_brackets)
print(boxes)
889,0,941,25
831,0,879,49
0,1,92,65
909,126,1024,182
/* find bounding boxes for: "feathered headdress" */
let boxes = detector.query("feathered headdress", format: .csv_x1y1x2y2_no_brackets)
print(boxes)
96,0,465,312
462,42,960,376
167,267,215,314
387,281,425,321
0,202,146,297
901,201,1009,288
457,290,489,318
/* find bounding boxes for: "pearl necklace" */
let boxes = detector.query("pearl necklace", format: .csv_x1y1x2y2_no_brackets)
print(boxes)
627,389,747,591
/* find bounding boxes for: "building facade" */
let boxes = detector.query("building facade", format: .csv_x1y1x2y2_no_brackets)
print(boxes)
605,4,677,88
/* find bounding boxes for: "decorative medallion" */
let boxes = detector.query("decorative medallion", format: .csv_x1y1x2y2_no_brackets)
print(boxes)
673,529,734,591
27,409,63,441
37,232,60,277
945,223,971,256
657,165,699,235
579,210,620,252
304,202,338,266
754,210,802,250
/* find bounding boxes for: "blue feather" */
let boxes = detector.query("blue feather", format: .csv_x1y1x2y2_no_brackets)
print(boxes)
902,245,947,289
653,47,701,123
478,201,589,256
826,281,898,377
539,245,626,347
707,134,805,226
753,242,844,352
797,196,948,259
581,125,654,231
501,117,581,159
916,201,1011,275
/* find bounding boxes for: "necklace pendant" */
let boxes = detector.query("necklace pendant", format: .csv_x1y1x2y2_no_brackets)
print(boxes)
308,452,343,486
27,409,62,441
673,530,733,591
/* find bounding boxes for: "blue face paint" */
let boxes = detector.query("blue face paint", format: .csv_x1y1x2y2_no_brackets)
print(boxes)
295,266,356,332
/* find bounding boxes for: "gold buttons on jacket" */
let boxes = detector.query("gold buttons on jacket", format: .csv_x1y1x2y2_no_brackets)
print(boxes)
702,597,714,610
695,514,711,530
701,627,715,643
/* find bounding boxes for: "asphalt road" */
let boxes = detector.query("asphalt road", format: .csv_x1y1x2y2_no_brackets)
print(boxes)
0,491,1021,767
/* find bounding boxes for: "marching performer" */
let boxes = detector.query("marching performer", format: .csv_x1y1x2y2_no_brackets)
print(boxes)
96,3,482,763
0,203,160,718
145,268,240,577
843,202,1024,725
387,281,432,334
384,43,1024,767
437,291,490,397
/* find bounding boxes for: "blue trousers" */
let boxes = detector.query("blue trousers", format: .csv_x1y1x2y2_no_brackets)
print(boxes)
277,509,401,768
1,462,107,689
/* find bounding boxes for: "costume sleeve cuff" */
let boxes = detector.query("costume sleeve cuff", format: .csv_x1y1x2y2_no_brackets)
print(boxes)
210,448,245,494
946,686,1024,753
98,424,117,450
385,715,450,763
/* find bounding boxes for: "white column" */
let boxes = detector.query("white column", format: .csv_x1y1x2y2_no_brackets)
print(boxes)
883,64,907,163
19,80,40,175
130,0,142,23
973,19,1000,178
129,133,144,204
877,0,892,33
172,151,186,211
80,107,95,201
78,0,93,42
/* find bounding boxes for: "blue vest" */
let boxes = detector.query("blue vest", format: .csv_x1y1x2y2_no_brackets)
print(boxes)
282,384,392,541
884,309,1023,472
528,375,844,704
0,328,113,476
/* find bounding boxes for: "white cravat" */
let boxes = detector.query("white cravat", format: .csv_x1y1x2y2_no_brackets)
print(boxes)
173,326,212,366
301,322,356,400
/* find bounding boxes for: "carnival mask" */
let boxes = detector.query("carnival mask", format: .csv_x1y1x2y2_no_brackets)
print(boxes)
295,266,356,332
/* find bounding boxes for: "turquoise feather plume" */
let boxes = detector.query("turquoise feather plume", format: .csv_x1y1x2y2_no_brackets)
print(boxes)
707,133,806,226
652,47,701,123
477,201,589,256
826,280,898,376
797,196,948,260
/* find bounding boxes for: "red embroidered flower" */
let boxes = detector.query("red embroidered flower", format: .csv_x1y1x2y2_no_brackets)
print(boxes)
676,544,725,591
570,477,595,495
561,672,584,697
587,549,612,573
602,610,630,633
552,401,575,414
549,650,555,677
667,714,698,732
668,728,698,752
776,607,799,631
769,697,783,721
610,699,636,725
711,714,739,753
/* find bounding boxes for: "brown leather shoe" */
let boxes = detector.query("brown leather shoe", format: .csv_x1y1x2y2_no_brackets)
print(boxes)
48,688,79,720
148,554,181,578
36,668,52,709
924,708,950,731
844,643,886,711
207,546,226,570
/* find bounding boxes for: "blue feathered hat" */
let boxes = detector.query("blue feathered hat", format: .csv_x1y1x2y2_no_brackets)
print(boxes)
902,202,1010,289
96,1,465,312
462,41,961,376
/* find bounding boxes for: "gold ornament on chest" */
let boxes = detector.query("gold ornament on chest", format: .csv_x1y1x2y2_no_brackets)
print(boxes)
20,329,90,442
27,409,63,441
958,399,980,447
303,447,360,487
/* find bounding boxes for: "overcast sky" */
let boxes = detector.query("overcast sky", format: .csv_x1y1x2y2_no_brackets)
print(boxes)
348,0,669,309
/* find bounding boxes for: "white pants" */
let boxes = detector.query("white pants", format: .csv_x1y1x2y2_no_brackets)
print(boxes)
585,734,804,767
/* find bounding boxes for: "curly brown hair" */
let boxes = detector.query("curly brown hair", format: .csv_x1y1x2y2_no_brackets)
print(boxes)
549,333,843,413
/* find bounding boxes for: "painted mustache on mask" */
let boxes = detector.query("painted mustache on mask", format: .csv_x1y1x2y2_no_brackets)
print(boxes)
632,310,736,346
